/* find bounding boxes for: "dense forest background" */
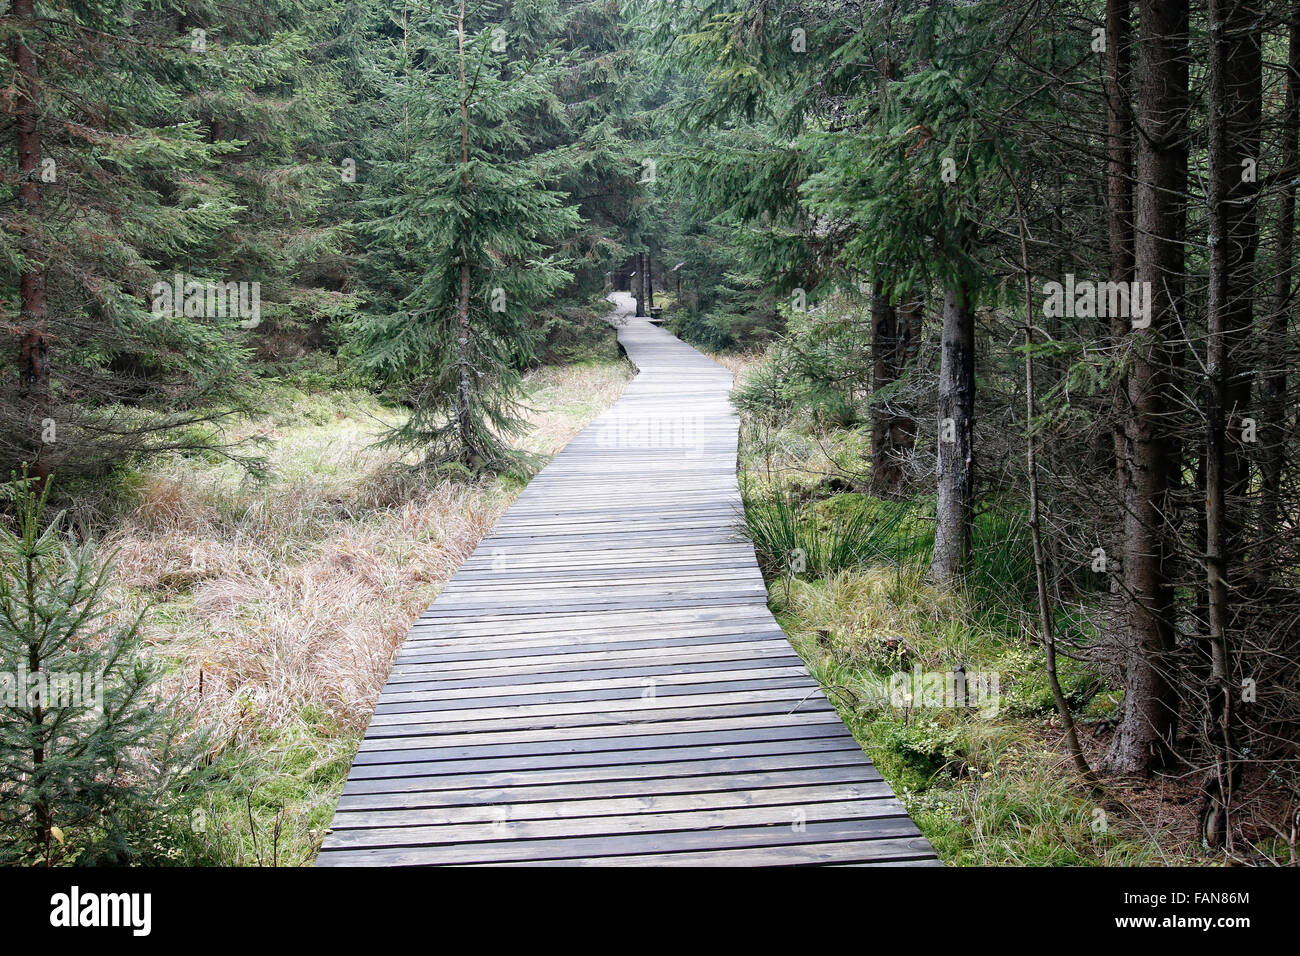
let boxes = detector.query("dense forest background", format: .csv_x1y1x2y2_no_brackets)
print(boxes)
2,0,1297,864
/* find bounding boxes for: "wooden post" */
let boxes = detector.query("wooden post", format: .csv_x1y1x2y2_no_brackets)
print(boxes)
635,253,647,316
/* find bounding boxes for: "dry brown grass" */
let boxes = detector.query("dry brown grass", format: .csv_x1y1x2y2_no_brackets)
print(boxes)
103,361,633,756
707,349,766,384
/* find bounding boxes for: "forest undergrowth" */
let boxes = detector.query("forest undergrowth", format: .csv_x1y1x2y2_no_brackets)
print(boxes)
724,351,1224,866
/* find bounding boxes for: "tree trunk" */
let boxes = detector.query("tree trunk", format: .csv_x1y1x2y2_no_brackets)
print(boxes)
873,286,923,498
634,252,646,316
1200,0,1261,851
931,281,975,584
1103,0,1189,778
11,0,50,486
456,257,476,460
1104,0,1135,657
1106,0,1134,466
1259,11,1299,566
1214,0,1260,533
1002,149,1094,779
454,0,477,464
894,293,922,460
871,283,903,495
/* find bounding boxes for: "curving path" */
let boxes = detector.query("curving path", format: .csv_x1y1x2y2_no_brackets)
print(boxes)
317,292,937,866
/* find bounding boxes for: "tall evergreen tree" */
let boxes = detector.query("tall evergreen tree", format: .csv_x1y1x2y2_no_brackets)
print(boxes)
350,0,581,470
1,1,350,482
0,477,197,864
176,0,356,354
1,1,250,481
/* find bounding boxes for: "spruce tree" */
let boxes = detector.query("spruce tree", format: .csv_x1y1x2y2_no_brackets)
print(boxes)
175,0,356,350
0,2,251,480
351,0,581,470
0,1,353,482
0,476,196,865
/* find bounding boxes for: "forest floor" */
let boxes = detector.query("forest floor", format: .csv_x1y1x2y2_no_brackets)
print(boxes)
715,351,1221,866
89,356,632,865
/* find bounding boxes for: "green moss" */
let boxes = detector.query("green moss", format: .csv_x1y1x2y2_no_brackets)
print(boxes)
998,648,1101,718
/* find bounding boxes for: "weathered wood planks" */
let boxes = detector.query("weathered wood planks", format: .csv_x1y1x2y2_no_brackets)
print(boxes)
317,292,937,866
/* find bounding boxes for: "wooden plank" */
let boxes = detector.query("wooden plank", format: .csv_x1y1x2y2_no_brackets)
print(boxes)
328,783,899,833
318,292,936,866
317,820,922,867
500,837,938,868
353,712,852,757
358,698,838,741
396,630,792,659
387,642,805,678
336,765,882,811
366,686,830,726
374,658,813,695
342,747,874,793
320,797,911,854
373,669,815,707
350,721,861,767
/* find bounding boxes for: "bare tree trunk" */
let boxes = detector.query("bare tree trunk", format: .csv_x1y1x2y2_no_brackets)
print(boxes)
931,280,974,584
871,283,903,495
1203,0,1235,843
10,0,50,486
1104,0,1135,660
872,284,922,498
895,293,922,458
634,252,646,316
1200,0,1261,851
1107,0,1134,467
1259,11,1299,566
998,139,1094,779
456,258,475,458
454,0,477,463
1104,0,1189,778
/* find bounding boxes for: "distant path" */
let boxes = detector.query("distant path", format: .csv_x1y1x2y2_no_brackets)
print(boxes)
317,292,937,865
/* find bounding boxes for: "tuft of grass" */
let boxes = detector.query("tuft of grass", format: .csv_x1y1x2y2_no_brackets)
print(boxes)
906,763,1183,866
774,569,1206,865
740,488,920,578
707,349,766,383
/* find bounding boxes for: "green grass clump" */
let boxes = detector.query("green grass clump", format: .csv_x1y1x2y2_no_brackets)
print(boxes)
906,768,1177,866
184,720,355,866
741,487,921,577
725,332,1222,867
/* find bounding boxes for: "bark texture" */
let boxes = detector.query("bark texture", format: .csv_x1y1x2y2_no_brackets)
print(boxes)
1104,0,1189,777
931,282,975,584
11,0,50,484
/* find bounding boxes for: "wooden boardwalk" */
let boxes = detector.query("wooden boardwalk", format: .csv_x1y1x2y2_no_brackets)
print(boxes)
317,293,938,866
